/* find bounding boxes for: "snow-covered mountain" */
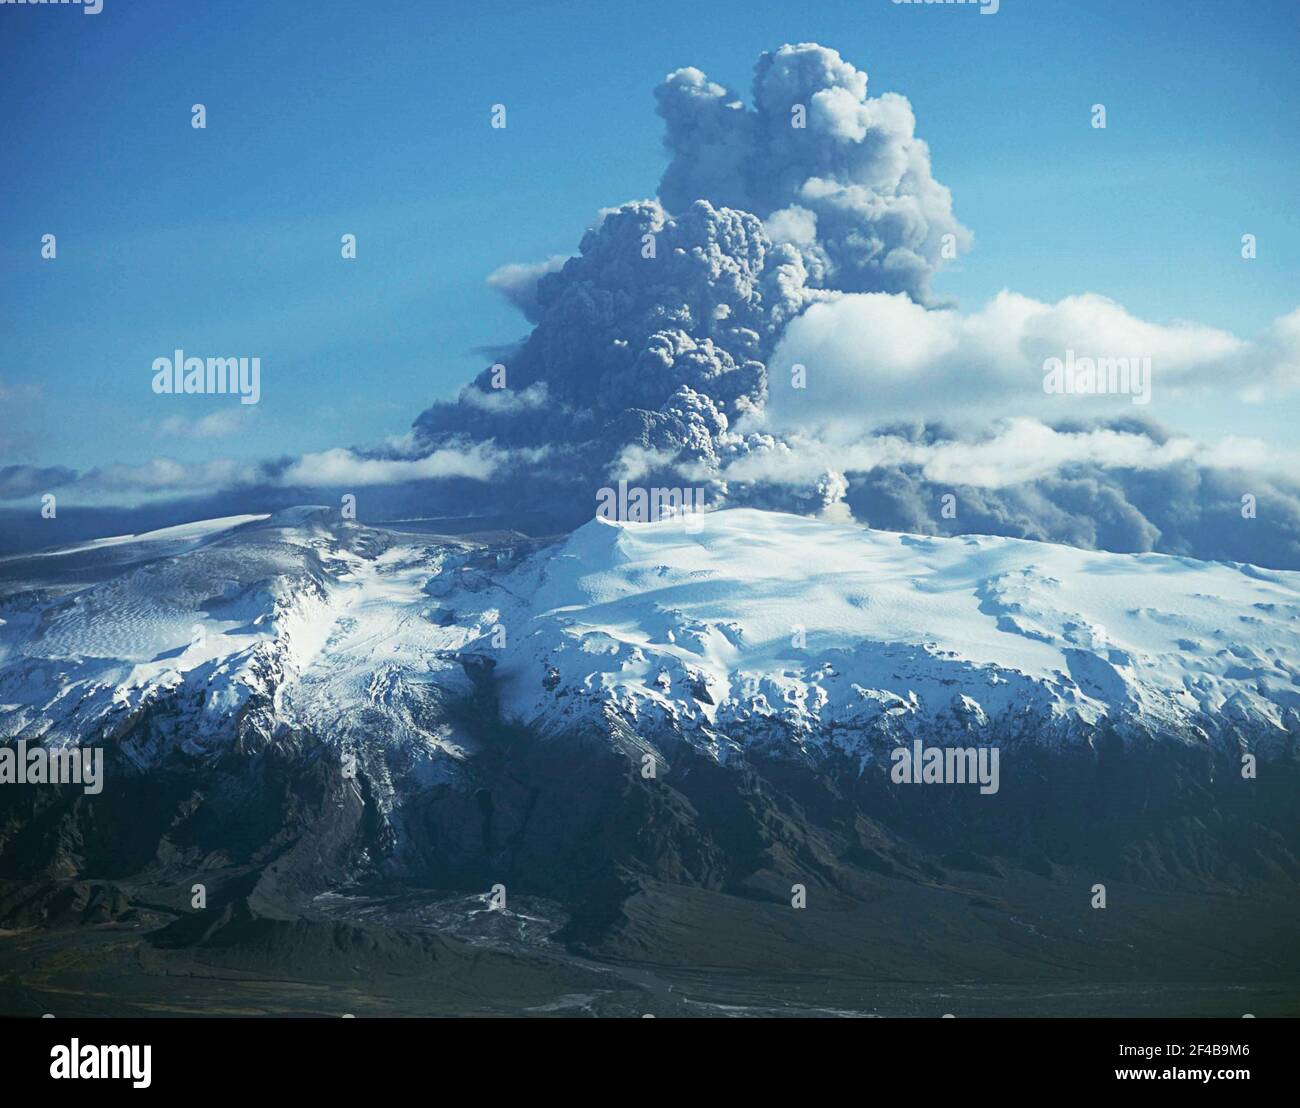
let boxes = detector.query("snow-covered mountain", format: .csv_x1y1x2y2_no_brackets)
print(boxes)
0,509,496,797
3,507,1297,783
3,507,1298,985
494,510,1299,762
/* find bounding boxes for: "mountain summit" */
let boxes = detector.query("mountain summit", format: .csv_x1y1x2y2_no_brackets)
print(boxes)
3,508,1295,772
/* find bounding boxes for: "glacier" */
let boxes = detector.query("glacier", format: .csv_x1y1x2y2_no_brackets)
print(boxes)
1,506,1296,787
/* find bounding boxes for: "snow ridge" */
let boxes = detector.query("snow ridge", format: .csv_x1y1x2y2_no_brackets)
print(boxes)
0,509,1296,788
491,510,1300,760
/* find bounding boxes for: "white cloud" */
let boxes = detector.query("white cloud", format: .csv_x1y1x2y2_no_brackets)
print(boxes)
82,458,260,492
279,444,502,487
1241,306,1300,402
459,381,550,414
609,444,682,481
765,290,1289,432
486,255,569,322
157,408,251,439
719,418,1300,490
764,206,818,247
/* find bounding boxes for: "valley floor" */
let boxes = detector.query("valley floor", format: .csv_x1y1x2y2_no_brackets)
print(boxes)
2,876,1295,1018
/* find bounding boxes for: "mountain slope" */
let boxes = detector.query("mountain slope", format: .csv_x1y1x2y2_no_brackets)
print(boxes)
493,509,1300,758
0,508,1297,1013
4,507,1295,771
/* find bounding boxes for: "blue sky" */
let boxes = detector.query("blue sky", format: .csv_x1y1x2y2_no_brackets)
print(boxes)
1,0,1297,487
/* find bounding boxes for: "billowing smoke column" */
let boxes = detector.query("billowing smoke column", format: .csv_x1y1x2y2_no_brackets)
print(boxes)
421,200,793,450
655,44,970,303
412,43,962,521
402,43,1300,569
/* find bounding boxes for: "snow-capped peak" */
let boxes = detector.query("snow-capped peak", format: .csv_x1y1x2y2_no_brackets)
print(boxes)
0,509,1296,783
491,509,1299,757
